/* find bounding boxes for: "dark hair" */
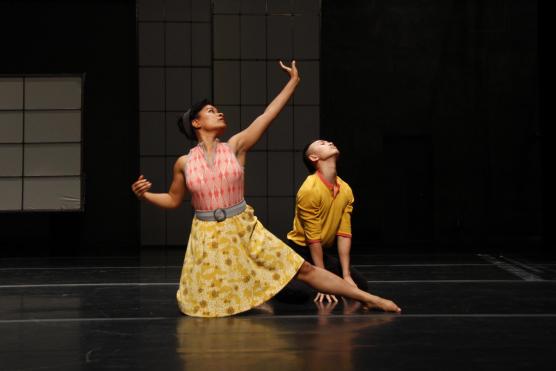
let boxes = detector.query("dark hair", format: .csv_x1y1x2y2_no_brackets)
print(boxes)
302,140,319,173
176,98,211,140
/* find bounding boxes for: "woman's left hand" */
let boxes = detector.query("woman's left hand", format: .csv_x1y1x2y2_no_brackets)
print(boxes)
279,60,299,81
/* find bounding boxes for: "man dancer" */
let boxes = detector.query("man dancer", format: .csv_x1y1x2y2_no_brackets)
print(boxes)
283,139,369,303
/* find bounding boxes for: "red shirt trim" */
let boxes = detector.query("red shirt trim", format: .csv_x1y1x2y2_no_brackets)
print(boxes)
336,232,352,238
316,171,340,198
306,239,322,244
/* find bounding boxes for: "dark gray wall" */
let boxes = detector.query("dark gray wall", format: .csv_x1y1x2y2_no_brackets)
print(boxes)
0,0,542,257
137,0,321,247
322,0,541,252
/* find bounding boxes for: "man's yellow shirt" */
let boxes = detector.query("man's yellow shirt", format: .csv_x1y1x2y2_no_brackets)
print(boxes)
287,171,354,248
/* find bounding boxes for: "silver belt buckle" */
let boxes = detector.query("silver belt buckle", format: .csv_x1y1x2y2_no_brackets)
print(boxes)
213,208,227,222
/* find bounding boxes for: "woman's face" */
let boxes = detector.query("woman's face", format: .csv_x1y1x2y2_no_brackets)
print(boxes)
307,140,340,162
192,105,227,135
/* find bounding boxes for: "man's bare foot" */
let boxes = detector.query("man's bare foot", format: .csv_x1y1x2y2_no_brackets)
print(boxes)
363,297,401,313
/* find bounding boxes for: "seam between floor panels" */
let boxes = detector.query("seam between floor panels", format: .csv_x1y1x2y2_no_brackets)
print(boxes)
2,279,556,289
2,313,556,324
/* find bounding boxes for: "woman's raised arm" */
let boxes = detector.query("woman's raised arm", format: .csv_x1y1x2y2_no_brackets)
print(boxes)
228,60,300,157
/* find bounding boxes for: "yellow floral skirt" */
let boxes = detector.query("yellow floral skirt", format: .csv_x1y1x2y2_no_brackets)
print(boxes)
176,205,305,317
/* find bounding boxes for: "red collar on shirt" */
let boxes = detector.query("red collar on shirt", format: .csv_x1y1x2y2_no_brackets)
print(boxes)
317,171,340,198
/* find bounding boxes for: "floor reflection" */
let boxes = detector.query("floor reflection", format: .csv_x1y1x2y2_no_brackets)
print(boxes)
175,300,395,371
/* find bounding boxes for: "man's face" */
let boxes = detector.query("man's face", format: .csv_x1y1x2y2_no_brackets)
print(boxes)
307,139,340,163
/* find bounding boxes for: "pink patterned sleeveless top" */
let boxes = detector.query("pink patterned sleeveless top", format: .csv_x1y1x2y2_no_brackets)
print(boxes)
184,141,244,211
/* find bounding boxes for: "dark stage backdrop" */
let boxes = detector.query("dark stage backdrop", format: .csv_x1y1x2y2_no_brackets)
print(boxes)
0,0,138,257
322,1,540,252
0,0,541,257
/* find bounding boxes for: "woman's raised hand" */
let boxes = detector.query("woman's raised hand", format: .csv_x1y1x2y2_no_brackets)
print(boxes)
279,60,299,81
131,175,152,200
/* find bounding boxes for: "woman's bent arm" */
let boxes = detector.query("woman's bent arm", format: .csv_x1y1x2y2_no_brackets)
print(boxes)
131,155,188,209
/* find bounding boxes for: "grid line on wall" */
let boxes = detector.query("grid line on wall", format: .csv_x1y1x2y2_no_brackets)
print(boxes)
264,2,270,224
137,1,213,246
137,0,320,245
163,4,168,249
21,77,25,210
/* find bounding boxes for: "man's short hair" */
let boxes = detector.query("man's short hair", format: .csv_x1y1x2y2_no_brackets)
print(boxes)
302,140,319,173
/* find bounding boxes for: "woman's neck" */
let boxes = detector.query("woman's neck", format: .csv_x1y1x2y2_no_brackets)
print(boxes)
198,133,219,152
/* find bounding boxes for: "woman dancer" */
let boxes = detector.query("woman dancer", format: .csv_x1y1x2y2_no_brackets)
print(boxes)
131,61,401,317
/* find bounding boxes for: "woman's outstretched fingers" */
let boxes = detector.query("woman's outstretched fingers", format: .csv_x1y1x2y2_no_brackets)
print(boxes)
278,60,299,80
291,60,297,73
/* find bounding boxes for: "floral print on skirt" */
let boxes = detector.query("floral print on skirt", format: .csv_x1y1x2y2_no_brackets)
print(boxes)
176,205,305,317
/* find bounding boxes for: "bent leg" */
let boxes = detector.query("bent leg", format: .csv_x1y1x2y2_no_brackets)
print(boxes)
295,261,401,313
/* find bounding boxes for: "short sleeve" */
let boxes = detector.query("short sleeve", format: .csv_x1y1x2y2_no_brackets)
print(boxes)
337,193,354,238
296,189,322,244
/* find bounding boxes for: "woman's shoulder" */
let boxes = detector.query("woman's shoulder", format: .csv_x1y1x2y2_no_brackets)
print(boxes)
175,154,189,167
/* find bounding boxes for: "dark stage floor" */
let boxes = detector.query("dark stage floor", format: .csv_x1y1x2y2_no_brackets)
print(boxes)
1,252,555,370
